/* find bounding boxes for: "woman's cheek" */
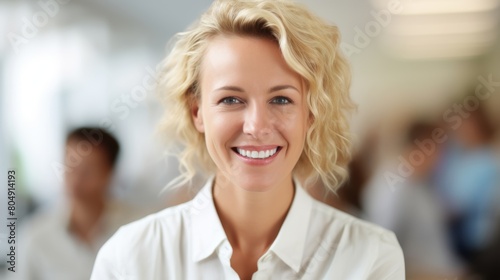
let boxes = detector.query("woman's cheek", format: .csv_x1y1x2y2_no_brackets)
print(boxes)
272,106,303,125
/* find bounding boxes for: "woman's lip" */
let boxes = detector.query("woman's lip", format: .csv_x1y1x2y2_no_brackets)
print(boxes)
231,145,281,151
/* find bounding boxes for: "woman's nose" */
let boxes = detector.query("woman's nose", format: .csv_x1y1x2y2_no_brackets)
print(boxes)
242,102,273,139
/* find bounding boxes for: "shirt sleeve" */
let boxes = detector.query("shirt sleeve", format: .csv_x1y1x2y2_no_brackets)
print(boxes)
90,227,125,280
368,231,405,280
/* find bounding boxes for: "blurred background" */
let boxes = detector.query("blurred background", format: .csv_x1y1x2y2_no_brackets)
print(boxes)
1,0,499,279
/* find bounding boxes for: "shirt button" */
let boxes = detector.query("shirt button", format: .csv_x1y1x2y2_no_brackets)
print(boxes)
221,244,231,257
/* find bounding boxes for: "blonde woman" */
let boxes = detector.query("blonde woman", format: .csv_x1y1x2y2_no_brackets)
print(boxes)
91,0,404,279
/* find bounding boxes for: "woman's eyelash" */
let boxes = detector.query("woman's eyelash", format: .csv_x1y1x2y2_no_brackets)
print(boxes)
219,97,242,104
218,96,293,105
271,96,292,104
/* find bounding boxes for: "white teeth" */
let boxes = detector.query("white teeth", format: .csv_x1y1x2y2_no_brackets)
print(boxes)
236,148,278,159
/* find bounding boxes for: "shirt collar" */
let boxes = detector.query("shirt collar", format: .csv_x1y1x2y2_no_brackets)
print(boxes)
269,179,312,272
190,176,227,262
189,177,314,273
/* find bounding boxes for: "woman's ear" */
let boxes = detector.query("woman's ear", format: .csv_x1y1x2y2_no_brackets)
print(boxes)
190,95,205,133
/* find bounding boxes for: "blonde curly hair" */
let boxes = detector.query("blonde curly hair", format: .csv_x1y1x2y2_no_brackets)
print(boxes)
158,0,354,192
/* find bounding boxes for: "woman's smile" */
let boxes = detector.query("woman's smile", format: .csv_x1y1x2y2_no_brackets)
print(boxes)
231,146,283,165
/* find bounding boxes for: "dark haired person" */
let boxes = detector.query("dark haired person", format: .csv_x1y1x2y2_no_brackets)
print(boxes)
14,127,146,280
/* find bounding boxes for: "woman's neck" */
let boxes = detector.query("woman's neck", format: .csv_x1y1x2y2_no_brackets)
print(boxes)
212,175,295,254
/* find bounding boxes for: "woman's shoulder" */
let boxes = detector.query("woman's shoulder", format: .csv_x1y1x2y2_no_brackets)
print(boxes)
310,199,401,245
91,202,195,279
307,200,405,278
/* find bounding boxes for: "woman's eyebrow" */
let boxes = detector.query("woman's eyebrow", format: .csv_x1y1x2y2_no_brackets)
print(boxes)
214,86,244,92
214,85,300,93
268,85,300,93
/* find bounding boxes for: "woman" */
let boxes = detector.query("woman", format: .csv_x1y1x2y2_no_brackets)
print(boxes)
91,0,404,279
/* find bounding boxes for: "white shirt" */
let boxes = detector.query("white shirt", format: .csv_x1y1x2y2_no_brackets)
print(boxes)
11,201,146,280
91,178,405,280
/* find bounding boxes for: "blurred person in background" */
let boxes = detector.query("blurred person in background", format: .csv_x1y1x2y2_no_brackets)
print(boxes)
363,121,463,279
13,127,147,280
396,122,464,279
434,101,500,267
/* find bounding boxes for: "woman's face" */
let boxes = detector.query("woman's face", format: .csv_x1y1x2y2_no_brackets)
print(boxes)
192,35,310,192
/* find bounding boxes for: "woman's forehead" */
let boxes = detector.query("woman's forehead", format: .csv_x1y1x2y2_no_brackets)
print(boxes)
199,35,304,93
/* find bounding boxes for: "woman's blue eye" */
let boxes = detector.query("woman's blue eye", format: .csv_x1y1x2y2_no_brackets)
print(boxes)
271,96,291,104
220,97,241,104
